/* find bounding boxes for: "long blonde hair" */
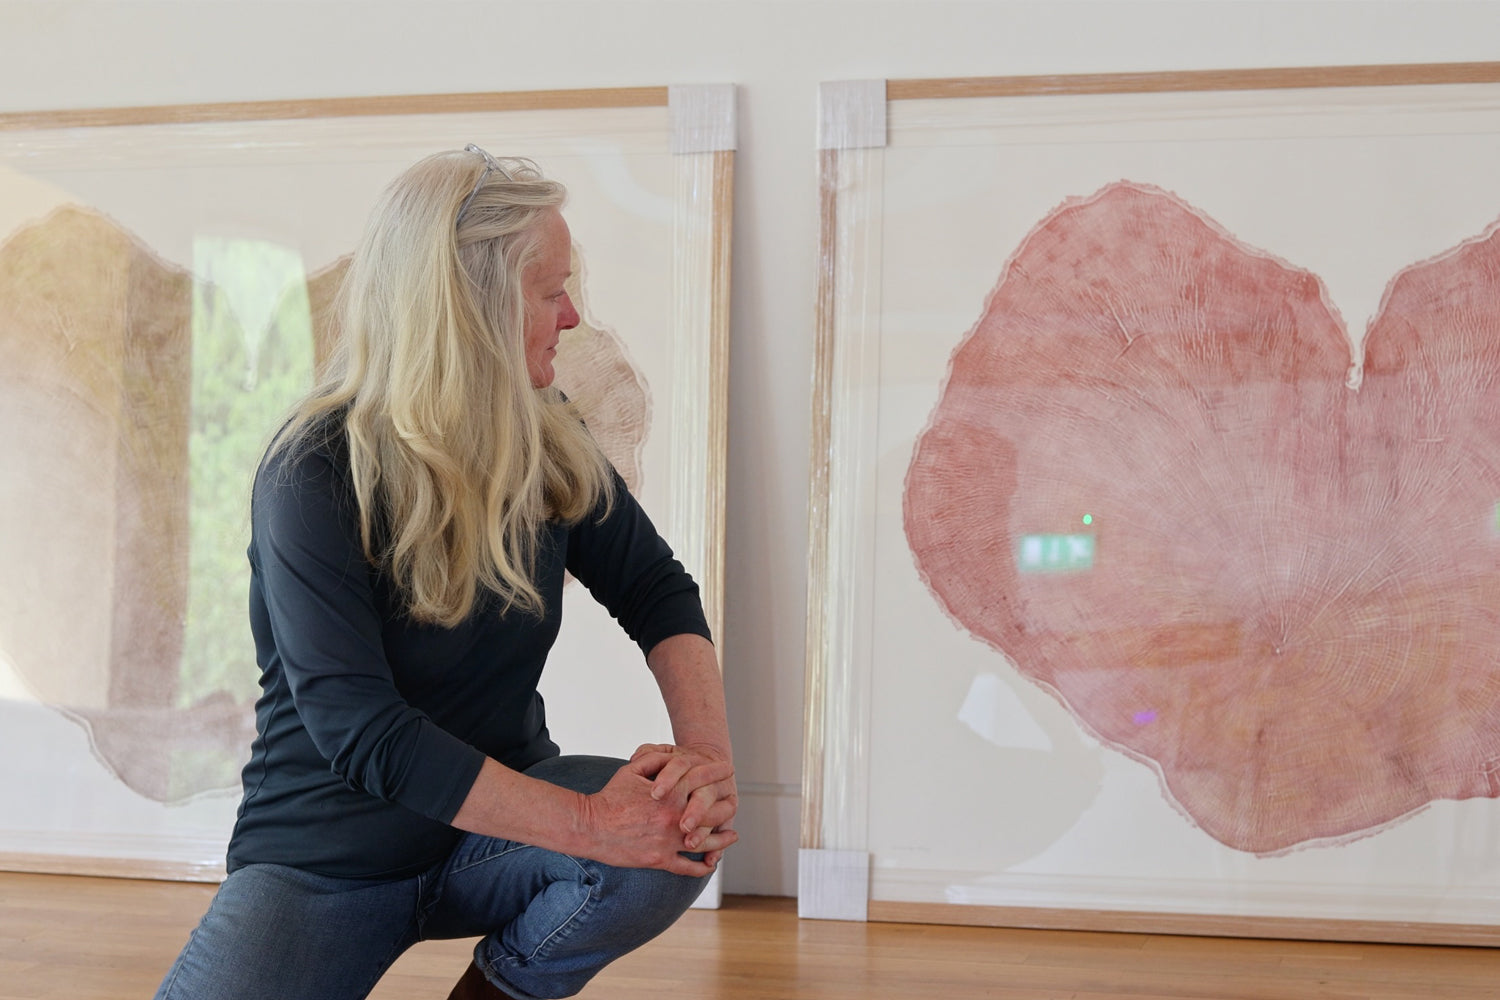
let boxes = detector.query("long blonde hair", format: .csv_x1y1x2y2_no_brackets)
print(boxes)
277,149,613,625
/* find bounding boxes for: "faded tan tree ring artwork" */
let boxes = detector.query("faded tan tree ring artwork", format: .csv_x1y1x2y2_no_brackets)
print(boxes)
904,180,1500,855
0,205,650,805
0,92,733,884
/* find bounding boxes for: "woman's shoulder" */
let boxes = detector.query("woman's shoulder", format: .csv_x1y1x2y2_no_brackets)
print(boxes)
256,410,352,496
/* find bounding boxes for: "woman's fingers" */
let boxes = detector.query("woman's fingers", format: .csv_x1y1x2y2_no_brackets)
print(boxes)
680,782,738,834
683,825,738,856
581,761,738,875
620,745,738,861
652,757,735,801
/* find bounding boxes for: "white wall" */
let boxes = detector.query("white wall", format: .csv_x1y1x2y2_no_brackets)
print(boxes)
3,0,1499,897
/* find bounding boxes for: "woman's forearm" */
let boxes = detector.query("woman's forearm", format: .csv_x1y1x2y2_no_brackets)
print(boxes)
449,757,588,850
645,633,734,760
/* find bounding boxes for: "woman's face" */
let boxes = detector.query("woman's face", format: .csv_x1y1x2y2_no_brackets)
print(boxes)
522,208,580,389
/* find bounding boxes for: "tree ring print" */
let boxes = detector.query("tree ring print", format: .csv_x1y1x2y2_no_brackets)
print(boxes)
2,210,649,803
904,181,1500,854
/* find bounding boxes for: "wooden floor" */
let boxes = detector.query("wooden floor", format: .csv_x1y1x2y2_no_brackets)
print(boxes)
3,872,1499,999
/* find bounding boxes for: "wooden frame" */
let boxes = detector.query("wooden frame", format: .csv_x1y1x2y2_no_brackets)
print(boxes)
0,86,733,882
803,64,1500,943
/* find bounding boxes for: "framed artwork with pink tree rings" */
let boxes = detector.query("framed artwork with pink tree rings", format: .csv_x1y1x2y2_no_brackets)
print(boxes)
802,64,1500,944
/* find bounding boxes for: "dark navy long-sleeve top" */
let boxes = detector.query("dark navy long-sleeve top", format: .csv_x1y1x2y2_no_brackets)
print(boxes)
226,425,710,878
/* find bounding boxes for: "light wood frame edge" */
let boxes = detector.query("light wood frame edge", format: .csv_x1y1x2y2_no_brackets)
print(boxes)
704,148,735,647
0,87,670,131
887,61,1500,102
800,147,842,850
869,900,1500,948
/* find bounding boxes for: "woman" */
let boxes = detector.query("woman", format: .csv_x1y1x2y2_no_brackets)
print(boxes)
154,146,737,1000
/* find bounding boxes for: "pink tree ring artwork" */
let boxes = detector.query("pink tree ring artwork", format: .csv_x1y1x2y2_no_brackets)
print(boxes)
904,180,1500,855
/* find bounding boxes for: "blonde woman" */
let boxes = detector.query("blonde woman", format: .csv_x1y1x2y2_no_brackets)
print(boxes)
154,147,737,1000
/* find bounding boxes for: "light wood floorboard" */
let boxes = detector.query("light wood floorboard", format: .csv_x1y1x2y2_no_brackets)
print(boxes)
3,872,1498,999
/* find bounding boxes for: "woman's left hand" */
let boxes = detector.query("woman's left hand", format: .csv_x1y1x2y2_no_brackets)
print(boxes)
630,742,738,861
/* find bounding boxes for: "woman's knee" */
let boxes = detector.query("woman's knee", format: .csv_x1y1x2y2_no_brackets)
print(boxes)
600,858,710,927
475,862,707,999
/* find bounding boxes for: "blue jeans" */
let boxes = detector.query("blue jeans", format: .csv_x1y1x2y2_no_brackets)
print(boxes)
153,756,710,1000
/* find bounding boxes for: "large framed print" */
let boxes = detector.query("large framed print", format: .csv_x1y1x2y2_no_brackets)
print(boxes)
0,86,733,882
802,64,1500,944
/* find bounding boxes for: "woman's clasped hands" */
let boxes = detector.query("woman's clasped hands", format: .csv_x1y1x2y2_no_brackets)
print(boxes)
577,743,738,877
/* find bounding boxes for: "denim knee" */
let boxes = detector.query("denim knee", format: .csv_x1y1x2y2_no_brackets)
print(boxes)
475,850,709,999
430,754,710,999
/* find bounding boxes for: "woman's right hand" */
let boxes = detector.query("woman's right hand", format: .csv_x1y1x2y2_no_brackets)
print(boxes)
574,757,738,877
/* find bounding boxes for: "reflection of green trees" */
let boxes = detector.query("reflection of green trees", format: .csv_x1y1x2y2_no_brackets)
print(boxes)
180,239,314,708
